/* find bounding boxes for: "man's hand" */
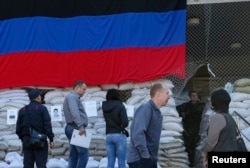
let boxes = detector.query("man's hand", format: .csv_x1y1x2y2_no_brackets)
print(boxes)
50,142,55,149
202,152,208,168
79,128,86,136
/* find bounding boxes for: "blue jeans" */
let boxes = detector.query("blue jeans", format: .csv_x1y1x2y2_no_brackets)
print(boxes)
106,133,127,168
65,124,89,168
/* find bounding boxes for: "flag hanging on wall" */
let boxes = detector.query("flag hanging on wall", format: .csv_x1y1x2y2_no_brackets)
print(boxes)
0,0,186,89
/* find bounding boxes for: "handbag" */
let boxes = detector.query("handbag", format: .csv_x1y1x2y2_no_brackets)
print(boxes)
222,113,247,152
122,128,129,137
30,129,47,149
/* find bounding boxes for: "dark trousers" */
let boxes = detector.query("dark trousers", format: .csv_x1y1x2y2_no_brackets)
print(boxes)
183,127,200,166
128,158,157,168
22,136,48,168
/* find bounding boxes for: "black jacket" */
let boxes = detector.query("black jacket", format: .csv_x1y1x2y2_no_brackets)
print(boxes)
102,100,128,134
177,100,205,126
16,100,54,142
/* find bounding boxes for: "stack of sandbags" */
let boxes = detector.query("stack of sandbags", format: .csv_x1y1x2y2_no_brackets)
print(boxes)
0,89,29,158
0,152,24,168
229,92,250,151
0,134,22,161
83,86,107,102
0,89,29,112
126,88,150,111
44,89,67,106
159,106,189,168
43,89,68,160
234,78,250,94
159,97,189,168
87,117,106,161
229,92,250,121
46,157,68,168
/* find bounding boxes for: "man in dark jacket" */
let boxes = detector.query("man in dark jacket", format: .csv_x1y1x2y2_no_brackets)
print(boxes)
16,89,54,168
176,91,205,167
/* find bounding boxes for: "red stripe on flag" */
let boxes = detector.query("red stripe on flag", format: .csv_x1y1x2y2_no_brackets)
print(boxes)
0,45,185,89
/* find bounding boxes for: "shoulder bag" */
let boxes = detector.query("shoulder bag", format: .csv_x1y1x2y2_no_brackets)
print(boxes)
26,105,47,149
235,125,247,152
222,113,247,152
30,128,47,149
121,128,129,137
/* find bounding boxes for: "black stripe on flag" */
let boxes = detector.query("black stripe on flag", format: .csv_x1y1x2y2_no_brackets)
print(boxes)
0,0,186,21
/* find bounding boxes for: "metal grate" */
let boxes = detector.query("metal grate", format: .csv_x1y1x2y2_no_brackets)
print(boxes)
119,90,132,102
172,1,250,96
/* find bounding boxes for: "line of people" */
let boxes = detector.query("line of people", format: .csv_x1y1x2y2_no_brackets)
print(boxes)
64,81,170,168
16,80,242,168
16,80,170,168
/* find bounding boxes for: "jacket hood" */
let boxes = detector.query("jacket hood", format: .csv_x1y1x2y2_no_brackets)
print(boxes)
102,101,120,113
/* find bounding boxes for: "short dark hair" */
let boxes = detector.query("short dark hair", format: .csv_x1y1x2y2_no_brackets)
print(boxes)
73,80,85,89
189,90,198,97
106,89,120,101
211,89,231,113
150,83,165,97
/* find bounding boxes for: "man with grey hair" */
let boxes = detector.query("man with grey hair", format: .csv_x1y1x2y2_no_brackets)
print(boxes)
63,80,89,168
127,83,170,168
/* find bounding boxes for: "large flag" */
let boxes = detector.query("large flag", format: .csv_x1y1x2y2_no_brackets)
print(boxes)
0,0,186,89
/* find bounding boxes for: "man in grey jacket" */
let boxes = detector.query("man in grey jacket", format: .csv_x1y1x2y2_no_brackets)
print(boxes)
127,83,170,168
63,80,88,168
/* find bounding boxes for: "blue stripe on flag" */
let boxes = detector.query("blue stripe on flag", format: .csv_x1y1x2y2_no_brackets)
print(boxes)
0,10,186,55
